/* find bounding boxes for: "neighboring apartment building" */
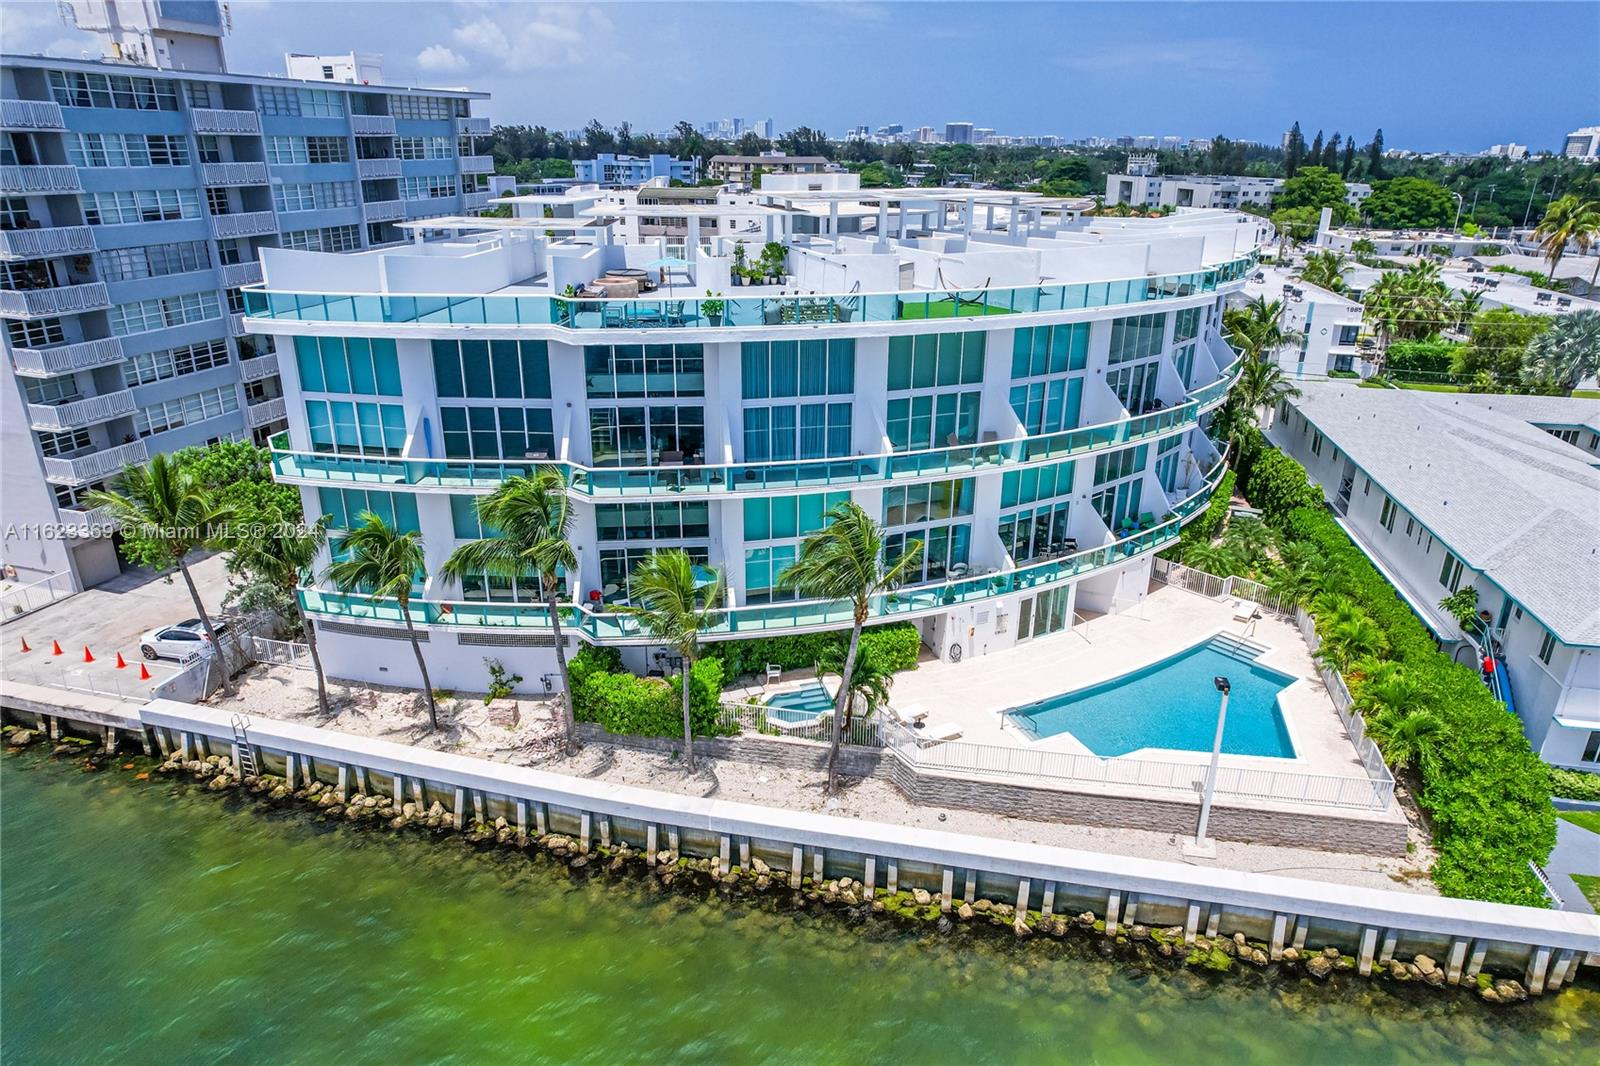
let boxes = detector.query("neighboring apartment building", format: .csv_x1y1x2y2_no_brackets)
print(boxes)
707,152,828,185
1107,170,1371,213
240,189,1258,693
1562,126,1600,162
572,153,699,187
1239,269,1368,378
1268,384,1600,769
0,0,489,590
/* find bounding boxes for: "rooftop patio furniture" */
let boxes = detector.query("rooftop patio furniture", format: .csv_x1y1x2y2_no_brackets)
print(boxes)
921,721,962,742
1138,511,1156,529
765,663,782,686
892,703,929,725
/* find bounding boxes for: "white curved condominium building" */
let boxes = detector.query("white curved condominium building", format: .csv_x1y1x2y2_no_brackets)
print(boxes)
246,178,1259,690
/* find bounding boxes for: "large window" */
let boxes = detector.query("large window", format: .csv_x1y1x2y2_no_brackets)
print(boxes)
399,175,459,200
267,136,348,165
1438,551,1463,592
80,189,201,225
318,487,418,533
590,406,703,466
887,392,979,452
110,291,221,336
597,547,709,605
95,241,210,282
124,338,230,386
259,87,346,118
998,460,1076,563
433,339,550,399
294,336,402,396
1010,324,1087,436
67,132,189,167
597,501,711,543
1173,306,1203,342
742,492,849,602
888,331,985,390
48,70,178,111
280,225,362,252
135,386,238,437
584,344,703,398
304,399,407,456
1107,360,1160,414
1011,324,1088,378
884,479,973,583
744,403,851,462
1155,435,1182,494
390,95,461,120
273,180,359,212
440,406,555,460
395,136,452,160
1108,311,1166,364
742,339,854,398
1090,444,1148,531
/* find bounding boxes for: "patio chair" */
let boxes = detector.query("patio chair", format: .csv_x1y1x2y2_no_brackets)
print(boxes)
921,721,962,742
892,703,929,725
764,663,782,686
1138,511,1156,529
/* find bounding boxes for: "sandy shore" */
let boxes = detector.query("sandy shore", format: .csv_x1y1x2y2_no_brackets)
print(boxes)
213,661,1439,894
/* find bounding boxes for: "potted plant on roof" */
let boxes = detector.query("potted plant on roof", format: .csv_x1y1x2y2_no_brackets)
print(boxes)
732,241,748,286
702,289,724,326
760,241,788,284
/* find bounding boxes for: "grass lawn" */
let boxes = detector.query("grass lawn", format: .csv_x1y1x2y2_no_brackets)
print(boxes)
1573,389,1600,399
1395,381,1465,393
899,298,1000,319
1558,809,1600,835
1572,873,1600,911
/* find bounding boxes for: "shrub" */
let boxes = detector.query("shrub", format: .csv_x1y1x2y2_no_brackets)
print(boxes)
567,646,727,739
1549,766,1600,802
1243,448,1324,528
709,621,921,678
1241,452,1556,906
1385,338,1459,376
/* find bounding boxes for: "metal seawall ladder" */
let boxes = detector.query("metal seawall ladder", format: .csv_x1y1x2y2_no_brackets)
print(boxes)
230,714,258,777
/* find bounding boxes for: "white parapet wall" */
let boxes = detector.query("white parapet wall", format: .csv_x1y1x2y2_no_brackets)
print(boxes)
7,688,1599,993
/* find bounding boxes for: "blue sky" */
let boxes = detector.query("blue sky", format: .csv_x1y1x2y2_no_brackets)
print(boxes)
5,1,1595,151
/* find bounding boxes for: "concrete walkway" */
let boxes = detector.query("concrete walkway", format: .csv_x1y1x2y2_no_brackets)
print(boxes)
1547,815,1600,915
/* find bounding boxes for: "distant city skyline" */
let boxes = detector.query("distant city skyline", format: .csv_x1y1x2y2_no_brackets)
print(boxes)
3,0,1594,152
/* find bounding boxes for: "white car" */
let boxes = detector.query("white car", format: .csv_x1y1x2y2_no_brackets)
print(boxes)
139,618,228,662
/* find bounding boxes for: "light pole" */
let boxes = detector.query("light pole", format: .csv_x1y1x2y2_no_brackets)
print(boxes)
1450,192,1464,235
1184,675,1231,858
1524,176,1559,229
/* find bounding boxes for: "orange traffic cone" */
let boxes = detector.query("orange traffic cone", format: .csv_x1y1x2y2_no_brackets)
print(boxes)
83,646,94,663
19,637,29,653
52,640,63,656
115,652,127,669
139,663,152,681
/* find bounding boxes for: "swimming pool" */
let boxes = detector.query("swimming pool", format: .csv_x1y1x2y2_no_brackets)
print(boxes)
764,683,835,724
1007,638,1297,758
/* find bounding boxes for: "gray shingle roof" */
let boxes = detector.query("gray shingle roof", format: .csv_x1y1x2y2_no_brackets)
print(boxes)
1289,383,1600,646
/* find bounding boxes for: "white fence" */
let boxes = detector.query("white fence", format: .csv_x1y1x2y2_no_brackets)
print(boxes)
1152,558,1294,616
718,700,886,747
242,634,314,670
1,571,76,623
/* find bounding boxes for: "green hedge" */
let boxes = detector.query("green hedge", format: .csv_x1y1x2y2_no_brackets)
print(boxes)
1241,455,1556,905
1386,338,1459,376
1174,468,1235,558
708,621,922,679
567,646,727,739
1242,444,1324,525
1549,767,1600,802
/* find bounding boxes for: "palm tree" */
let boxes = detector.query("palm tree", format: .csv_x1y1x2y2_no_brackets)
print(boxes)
1318,614,1388,672
622,549,724,773
1354,668,1420,720
1532,195,1600,284
233,518,333,715
1452,288,1483,333
1223,296,1297,361
1222,516,1276,566
778,502,923,794
326,512,438,730
816,644,893,742
440,471,580,755
1231,354,1302,426
1521,310,1600,395
1266,560,1321,607
1181,539,1242,577
1300,250,1349,293
1350,237,1377,260
87,453,239,696
1368,708,1442,773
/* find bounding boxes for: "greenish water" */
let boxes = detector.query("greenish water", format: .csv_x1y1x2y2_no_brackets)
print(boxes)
3,751,1597,1065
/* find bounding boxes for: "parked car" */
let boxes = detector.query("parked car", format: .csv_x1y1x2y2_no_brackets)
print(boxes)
140,618,229,662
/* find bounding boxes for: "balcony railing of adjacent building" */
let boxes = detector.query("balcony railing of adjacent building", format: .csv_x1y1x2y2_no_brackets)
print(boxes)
270,358,1239,498
27,389,136,430
0,165,83,194
462,191,490,211
241,253,1256,333
9,336,126,377
219,260,264,288
229,312,248,337
357,158,402,180
210,211,277,240
0,99,66,129
42,439,149,485
459,155,494,173
361,199,406,222
351,115,396,137
238,350,279,382
245,396,288,428
190,108,261,135
0,281,111,318
0,225,96,260
456,116,491,135
296,457,1228,642
202,161,270,187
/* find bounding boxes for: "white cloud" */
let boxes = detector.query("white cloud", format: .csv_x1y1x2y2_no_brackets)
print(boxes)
448,3,617,71
416,44,467,71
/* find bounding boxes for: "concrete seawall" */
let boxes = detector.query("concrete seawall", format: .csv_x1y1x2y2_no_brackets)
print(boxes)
5,685,1598,997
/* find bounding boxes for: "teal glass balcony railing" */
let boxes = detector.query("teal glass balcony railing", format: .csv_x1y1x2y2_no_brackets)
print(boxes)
297,460,1228,642
241,254,1256,331
271,349,1241,496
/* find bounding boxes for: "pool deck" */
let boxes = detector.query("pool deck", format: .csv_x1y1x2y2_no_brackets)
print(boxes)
889,583,1372,788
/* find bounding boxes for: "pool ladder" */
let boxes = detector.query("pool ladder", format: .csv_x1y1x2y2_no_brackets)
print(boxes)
230,714,258,777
